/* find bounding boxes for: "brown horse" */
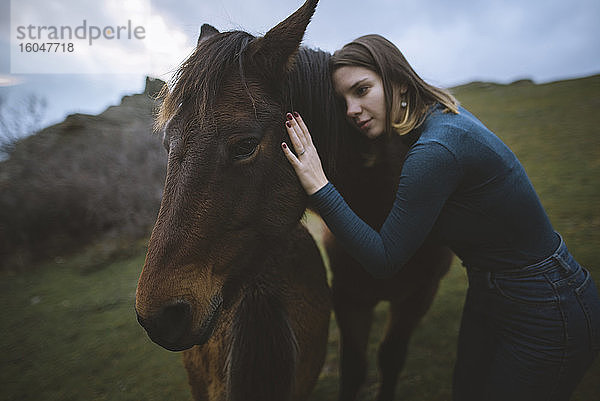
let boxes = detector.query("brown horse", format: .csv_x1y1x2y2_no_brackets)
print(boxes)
136,0,452,400
135,2,331,401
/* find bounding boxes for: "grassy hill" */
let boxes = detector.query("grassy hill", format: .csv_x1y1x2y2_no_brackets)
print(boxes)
1,74,599,400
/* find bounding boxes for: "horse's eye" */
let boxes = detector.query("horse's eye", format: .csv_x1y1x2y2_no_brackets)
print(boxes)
232,138,259,160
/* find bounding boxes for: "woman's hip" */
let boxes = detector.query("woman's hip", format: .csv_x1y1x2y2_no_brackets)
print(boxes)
465,234,600,358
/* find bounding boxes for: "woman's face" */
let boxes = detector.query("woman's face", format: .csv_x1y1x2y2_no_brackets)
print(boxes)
332,66,386,139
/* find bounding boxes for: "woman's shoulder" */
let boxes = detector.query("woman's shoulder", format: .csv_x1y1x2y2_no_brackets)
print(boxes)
416,104,510,163
420,104,492,141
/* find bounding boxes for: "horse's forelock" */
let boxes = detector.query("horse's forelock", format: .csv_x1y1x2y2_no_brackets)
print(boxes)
156,31,256,133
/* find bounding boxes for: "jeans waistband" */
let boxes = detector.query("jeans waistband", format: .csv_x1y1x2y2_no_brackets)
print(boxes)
468,232,576,280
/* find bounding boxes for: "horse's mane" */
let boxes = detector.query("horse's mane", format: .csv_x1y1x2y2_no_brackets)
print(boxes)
284,47,348,177
156,31,348,176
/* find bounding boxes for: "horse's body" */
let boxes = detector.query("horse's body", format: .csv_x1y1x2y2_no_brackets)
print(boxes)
289,47,453,401
322,127,453,401
135,1,452,400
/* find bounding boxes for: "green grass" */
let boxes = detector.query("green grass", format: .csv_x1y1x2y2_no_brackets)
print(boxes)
2,75,600,400
1,254,191,401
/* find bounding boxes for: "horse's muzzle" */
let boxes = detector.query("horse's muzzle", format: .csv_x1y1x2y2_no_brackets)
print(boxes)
136,295,223,352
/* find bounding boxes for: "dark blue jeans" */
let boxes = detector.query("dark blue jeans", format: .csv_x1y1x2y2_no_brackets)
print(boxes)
453,236,600,401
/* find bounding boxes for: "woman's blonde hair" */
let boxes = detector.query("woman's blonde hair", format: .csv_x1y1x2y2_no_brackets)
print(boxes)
330,34,459,136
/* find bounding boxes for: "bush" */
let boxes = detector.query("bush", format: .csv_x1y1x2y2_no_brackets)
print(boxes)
0,77,167,269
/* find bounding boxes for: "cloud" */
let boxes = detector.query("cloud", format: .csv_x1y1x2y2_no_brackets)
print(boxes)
0,0,598,129
0,74,23,86
144,13,195,79
7,0,194,75
2,0,599,82
145,0,599,86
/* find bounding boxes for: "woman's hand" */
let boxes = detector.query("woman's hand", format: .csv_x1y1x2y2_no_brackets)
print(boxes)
281,112,329,195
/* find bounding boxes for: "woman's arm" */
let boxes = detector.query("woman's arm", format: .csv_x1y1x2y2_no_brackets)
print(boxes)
282,112,461,278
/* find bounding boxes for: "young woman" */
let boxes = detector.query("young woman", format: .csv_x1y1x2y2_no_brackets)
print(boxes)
281,34,600,401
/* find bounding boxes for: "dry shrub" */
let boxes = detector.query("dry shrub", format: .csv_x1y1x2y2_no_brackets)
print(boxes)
0,77,167,270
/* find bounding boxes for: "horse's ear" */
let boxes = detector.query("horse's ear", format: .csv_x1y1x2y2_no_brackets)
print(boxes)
246,0,319,81
198,24,220,45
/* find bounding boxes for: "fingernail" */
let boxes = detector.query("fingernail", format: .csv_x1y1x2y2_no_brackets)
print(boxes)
282,143,287,149
286,113,293,120
286,121,291,127
293,111,299,118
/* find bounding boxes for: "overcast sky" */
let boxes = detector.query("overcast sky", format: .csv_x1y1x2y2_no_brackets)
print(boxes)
0,0,599,131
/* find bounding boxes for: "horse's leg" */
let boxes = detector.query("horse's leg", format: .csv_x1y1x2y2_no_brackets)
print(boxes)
375,270,445,401
333,286,376,401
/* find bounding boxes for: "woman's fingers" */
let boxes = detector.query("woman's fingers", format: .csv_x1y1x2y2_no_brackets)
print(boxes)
285,114,305,156
292,112,313,147
281,142,297,164
281,112,329,195
285,112,314,155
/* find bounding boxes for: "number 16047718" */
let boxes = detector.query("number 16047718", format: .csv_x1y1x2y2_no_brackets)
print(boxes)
19,42,74,52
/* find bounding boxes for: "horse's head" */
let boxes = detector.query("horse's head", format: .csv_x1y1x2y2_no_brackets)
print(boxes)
135,0,320,351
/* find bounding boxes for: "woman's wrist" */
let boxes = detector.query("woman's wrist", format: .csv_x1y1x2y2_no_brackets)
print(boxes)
306,178,329,196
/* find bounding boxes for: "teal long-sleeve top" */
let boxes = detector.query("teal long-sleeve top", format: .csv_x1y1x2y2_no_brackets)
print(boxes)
310,104,559,278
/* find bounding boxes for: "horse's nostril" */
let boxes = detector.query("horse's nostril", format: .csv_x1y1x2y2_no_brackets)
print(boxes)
137,301,192,346
158,301,192,343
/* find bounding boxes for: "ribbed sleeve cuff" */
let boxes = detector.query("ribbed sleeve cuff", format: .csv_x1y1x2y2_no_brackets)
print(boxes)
309,182,339,214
